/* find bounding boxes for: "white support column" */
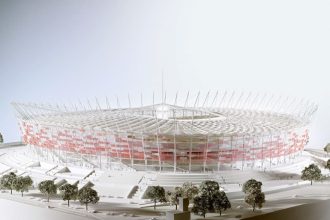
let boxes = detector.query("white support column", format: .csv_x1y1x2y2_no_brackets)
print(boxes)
227,91,236,108
249,93,259,110
217,135,223,172
218,91,227,108
269,134,272,169
129,134,134,168
230,136,233,168
203,135,209,173
189,136,192,172
116,133,122,162
128,94,132,108
261,136,264,169
211,91,218,109
242,92,252,109
233,92,244,109
242,135,245,170
257,93,268,110
173,133,177,172
252,135,255,169
95,97,102,110
156,133,162,171
174,91,178,106
202,91,210,108
141,133,147,170
276,133,280,165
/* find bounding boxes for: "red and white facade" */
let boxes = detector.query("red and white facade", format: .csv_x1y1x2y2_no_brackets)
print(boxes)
12,93,317,172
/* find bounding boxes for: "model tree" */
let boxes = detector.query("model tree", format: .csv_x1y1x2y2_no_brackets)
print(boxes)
323,143,330,155
191,193,208,218
192,180,231,218
301,164,322,185
242,179,262,194
244,189,265,211
213,191,231,216
0,172,17,194
38,180,57,202
78,187,99,210
178,182,199,201
167,182,199,210
145,185,167,210
59,183,78,207
13,176,33,197
0,132,3,143
326,159,330,170
242,179,265,212
166,190,181,210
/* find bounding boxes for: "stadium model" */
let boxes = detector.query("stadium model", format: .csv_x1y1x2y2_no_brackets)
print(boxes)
12,92,318,172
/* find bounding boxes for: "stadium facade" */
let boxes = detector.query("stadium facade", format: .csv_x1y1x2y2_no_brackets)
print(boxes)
12,92,317,172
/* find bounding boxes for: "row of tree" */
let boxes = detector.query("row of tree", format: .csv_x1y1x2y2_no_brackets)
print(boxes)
38,180,99,210
0,172,99,210
0,172,32,196
146,179,266,218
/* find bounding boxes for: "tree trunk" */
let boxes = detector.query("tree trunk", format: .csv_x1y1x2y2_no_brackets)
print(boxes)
203,212,205,218
175,204,177,210
154,200,156,210
220,210,222,216
253,203,256,211
68,200,70,207
10,189,12,195
47,194,50,202
311,180,313,185
21,191,23,197
85,203,88,210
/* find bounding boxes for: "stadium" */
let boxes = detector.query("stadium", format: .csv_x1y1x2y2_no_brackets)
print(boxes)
12,92,318,172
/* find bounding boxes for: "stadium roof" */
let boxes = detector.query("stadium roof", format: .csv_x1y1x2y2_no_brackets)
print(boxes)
12,94,317,136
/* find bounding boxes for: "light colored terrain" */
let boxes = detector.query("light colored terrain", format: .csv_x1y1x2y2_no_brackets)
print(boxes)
0,145,330,220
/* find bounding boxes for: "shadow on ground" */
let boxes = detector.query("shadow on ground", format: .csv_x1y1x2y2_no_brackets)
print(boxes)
243,199,330,220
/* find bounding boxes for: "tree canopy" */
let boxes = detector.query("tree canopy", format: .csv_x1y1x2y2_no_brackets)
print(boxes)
243,179,265,212
0,172,17,194
38,180,57,202
301,163,322,185
59,183,78,207
166,190,181,210
177,182,199,201
192,193,208,218
213,191,231,216
78,187,99,210
199,180,220,196
192,180,231,218
13,176,33,197
323,143,330,154
167,182,199,210
244,189,265,211
326,159,330,170
0,132,3,143
242,179,262,194
145,185,167,210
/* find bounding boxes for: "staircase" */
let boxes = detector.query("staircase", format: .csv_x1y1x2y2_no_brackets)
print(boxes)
131,173,157,200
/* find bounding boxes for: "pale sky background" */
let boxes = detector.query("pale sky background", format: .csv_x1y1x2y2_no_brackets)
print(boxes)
0,0,329,148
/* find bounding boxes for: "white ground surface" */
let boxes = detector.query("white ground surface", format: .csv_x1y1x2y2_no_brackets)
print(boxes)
0,198,90,220
0,145,330,219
